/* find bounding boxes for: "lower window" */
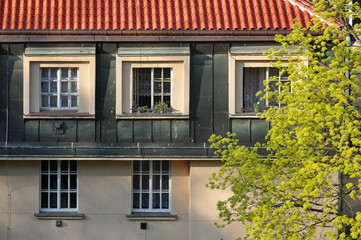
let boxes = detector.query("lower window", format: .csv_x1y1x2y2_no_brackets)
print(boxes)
132,160,170,212
40,160,78,212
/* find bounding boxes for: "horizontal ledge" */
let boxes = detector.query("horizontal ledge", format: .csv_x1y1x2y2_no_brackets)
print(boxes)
34,212,85,220
116,114,189,120
127,213,177,221
229,114,262,119
24,114,95,119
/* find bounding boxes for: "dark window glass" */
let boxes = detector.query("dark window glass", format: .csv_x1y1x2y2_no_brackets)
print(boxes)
153,193,160,209
162,193,169,209
41,193,48,208
142,193,149,208
61,193,68,208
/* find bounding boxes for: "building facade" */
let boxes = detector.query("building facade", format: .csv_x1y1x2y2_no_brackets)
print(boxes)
0,0,312,239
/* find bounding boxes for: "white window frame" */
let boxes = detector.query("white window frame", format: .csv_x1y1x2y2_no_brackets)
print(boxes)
116,54,190,115
243,67,290,109
40,160,78,212
23,51,96,116
132,160,171,213
228,55,290,114
40,67,79,110
132,67,172,109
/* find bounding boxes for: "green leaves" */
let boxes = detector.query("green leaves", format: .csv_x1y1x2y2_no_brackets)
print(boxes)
207,1,361,239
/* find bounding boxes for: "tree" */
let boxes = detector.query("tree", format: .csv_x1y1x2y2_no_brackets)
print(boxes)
207,1,361,239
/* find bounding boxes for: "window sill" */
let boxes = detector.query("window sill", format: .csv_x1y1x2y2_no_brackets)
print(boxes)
117,114,189,120
24,111,95,119
229,113,262,119
126,212,177,221
34,212,85,220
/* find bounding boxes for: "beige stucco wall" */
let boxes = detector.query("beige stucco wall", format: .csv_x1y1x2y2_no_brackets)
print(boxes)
190,161,245,240
0,160,190,240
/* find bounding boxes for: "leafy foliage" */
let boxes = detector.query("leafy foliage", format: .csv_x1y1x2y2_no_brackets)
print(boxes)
208,1,361,239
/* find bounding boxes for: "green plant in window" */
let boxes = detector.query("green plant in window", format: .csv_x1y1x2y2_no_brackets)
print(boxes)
253,102,260,112
154,101,169,113
137,106,148,113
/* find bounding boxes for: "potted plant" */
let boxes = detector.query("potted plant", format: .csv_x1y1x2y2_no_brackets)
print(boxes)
253,102,260,112
154,101,169,113
137,106,148,113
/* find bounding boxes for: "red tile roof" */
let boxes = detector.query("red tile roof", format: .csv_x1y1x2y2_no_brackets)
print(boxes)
0,0,311,31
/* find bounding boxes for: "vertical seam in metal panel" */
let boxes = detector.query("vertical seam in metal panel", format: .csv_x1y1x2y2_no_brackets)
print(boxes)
249,118,252,143
37,120,40,142
132,119,134,142
76,120,78,142
151,119,153,143
170,119,172,143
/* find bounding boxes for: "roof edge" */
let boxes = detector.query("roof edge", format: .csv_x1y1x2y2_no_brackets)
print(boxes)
0,30,323,42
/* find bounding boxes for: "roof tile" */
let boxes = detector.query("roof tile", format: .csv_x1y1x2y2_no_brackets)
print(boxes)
0,0,312,31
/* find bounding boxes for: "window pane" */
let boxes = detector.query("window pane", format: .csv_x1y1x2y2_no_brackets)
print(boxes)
61,193,68,208
50,174,57,190
71,82,77,93
61,95,68,108
133,175,140,190
154,81,162,94
70,68,77,79
71,96,77,107
70,161,77,172
61,160,68,172
41,175,48,190
50,68,57,79
162,175,169,190
61,175,68,190
153,193,160,209
142,193,149,208
163,82,171,94
154,68,161,78
163,68,171,78
153,175,160,190
50,160,57,171
61,68,69,79
162,161,169,173
41,82,49,93
153,161,160,172
133,161,140,172
61,82,68,93
133,193,140,208
70,193,77,208
142,161,149,172
269,67,279,77
243,68,265,109
50,82,57,93
70,175,77,190
50,193,57,208
162,193,169,209
142,175,149,190
41,193,48,208
41,95,48,108
50,96,57,107
41,68,49,79
41,160,48,172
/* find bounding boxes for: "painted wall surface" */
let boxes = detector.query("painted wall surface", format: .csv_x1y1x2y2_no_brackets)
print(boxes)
190,161,245,240
0,160,193,240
